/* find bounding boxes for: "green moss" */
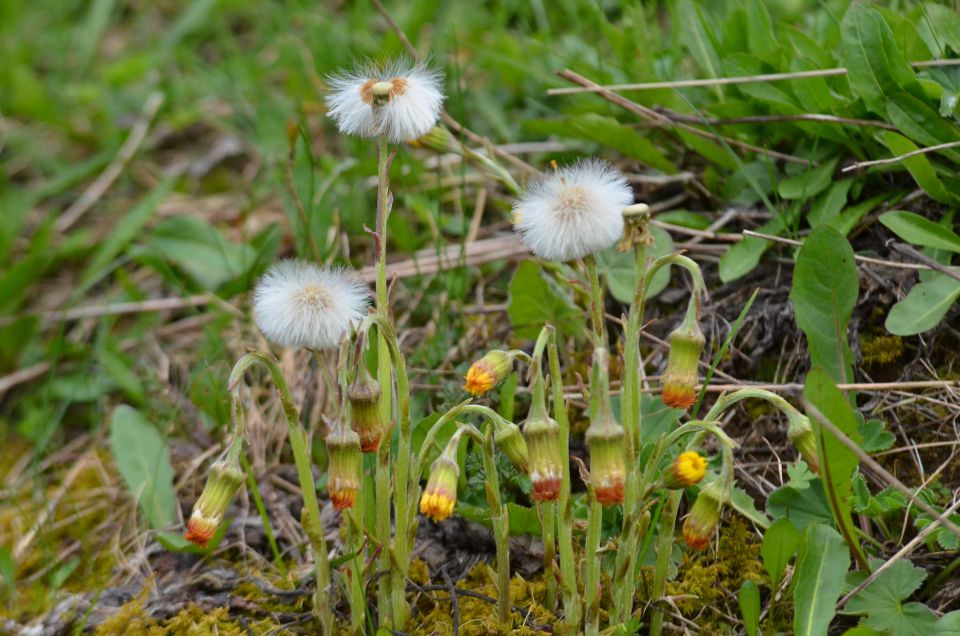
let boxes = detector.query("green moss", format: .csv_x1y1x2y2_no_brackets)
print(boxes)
860,334,903,367
666,517,766,630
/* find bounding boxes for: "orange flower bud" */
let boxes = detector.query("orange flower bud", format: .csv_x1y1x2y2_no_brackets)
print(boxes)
326,425,361,511
523,413,563,502
464,350,514,396
407,125,452,152
682,481,725,551
663,451,707,489
184,458,244,547
661,314,705,410
585,412,626,506
420,434,462,522
349,370,385,453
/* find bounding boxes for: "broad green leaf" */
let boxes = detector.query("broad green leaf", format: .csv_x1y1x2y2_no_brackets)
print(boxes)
768,480,833,529
885,272,960,335
886,93,960,160
739,580,761,636
793,524,850,636
917,3,960,57
829,194,889,237
879,211,960,253
146,215,260,291
761,518,801,585
808,180,853,228
857,418,895,453
844,559,936,636
719,228,773,283
880,131,953,204
595,225,673,304
109,405,176,528
778,159,838,200
507,261,583,340
729,485,771,530
841,5,921,117
791,226,858,384
936,610,960,635
803,370,868,568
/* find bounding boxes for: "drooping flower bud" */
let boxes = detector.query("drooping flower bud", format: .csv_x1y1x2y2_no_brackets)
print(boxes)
419,432,463,523
325,424,362,511
663,451,708,490
585,411,627,506
464,350,514,396
407,125,453,152
787,412,820,474
661,304,705,411
494,420,529,474
349,367,385,453
185,457,245,546
523,413,563,502
682,481,726,551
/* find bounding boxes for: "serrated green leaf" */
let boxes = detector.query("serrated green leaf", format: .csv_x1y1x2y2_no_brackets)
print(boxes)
936,611,960,635
857,418,895,453
880,211,960,253
761,518,802,585
109,405,175,528
885,272,960,336
793,524,850,636
844,559,936,636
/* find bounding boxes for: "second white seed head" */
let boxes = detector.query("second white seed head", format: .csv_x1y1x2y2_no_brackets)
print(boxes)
252,259,370,351
512,159,634,262
326,59,444,143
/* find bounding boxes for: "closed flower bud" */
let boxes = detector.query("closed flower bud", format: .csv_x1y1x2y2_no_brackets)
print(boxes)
349,370,385,453
420,433,463,522
523,414,563,502
585,413,627,506
464,350,513,396
185,457,245,546
494,421,529,473
787,412,820,474
408,125,453,152
682,481,725,551
661,312,705,411
663,451,707,489
326,425,362,511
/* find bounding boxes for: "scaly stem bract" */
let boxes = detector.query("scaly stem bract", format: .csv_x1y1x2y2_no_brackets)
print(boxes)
228,351,333,635
583,499,603,636
548,338,580,632
583,254,607,346
648,490,681,636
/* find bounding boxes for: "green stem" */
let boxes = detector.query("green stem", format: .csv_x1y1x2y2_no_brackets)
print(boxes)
479,422,511,625
540,501,557,612
648,490,681,636
583,499,603,636
584,254,607,346
346,502,366,634
228,352,333,634
548,339,580,632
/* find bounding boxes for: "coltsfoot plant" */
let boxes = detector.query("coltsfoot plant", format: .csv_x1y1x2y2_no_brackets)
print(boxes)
182,56,824,635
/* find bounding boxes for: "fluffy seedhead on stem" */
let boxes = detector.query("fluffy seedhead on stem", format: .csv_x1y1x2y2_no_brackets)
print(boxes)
185,456,244,546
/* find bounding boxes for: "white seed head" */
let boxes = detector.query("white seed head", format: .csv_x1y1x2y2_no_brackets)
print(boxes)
326,59,444,143
252,259,370,351
512,159,633,262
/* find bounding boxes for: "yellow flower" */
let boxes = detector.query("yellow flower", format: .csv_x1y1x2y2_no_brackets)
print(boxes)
664,451,707,489
419,455,459,522
464,350,513,396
